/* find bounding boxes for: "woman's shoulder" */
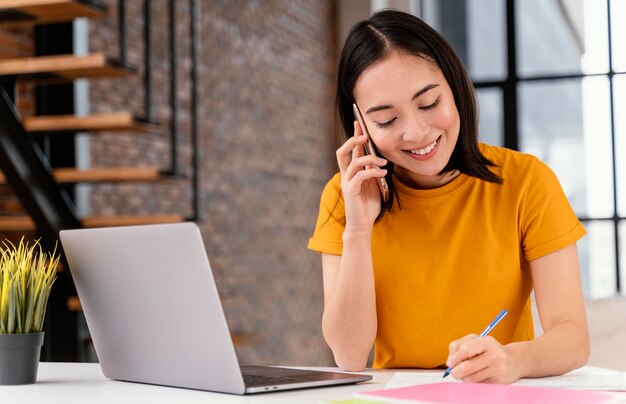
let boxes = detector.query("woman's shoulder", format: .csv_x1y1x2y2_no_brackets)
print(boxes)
319,172,343,203
479,143,541,178
323,172,342,192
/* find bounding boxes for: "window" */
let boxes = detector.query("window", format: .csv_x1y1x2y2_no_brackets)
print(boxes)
421,0,626,298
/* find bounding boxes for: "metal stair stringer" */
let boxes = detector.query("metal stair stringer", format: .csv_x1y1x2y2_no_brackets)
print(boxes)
0,86,81,250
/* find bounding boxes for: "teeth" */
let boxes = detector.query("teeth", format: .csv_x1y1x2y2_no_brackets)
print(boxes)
410,139,437,155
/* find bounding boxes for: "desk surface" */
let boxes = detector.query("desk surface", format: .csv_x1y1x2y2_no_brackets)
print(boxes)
1,362,392,404
1,363,625,404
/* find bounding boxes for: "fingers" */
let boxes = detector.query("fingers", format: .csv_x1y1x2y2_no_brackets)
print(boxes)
336,121,372,175
448,334,478,358
446,334,486,369
351,121,365,161
456,365,494,384
446,336,513,383
336,121,388,204
349,167,388,191
449,344,491,381
345,154,387,181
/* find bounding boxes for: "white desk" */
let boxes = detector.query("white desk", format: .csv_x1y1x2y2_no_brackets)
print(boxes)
0,363,389,404
1,363,625,404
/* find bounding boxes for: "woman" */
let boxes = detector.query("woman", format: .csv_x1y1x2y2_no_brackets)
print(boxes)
308,9,589,384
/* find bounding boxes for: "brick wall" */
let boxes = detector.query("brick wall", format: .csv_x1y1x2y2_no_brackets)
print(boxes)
0,25,35,115
88,0,338,366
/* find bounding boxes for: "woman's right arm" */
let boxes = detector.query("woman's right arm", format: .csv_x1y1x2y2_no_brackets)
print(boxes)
320,122,387,371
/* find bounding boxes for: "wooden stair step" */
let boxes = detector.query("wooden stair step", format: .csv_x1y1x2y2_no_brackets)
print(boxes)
0,166,161,184
67,296,81,311
0,53,134,81
0,214,185,231
24,112,160,134
80,214,185,228
1,197,25,213
0,0,106,26
0,216,36,231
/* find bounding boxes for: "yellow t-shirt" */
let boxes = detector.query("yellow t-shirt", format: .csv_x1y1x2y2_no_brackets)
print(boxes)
308,143,586,369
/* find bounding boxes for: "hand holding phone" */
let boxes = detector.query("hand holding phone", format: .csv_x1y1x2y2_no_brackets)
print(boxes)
352,103,390,203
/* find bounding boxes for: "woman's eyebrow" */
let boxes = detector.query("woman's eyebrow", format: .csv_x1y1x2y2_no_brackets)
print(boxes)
411,84,439,101
365,83,440,115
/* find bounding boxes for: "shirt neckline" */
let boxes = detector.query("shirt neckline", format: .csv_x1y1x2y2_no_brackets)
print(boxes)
393,170,473,199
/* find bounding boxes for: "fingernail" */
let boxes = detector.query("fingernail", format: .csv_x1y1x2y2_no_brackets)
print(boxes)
378,158,387,164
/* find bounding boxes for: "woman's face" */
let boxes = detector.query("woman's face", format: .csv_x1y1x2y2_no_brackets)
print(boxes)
353,51,461,189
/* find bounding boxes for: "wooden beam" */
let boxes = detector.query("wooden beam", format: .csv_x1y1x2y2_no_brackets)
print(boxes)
0,0,106,26
0,166,161,184
0,53,133,81
0,215,35,231
53,166,161,183
80,214,185,228
24,112,160,134
0,214,185,231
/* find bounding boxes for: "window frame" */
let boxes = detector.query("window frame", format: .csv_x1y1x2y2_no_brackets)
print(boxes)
471,0,625,294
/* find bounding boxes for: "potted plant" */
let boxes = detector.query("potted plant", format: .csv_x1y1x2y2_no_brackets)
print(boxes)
0,238,59,385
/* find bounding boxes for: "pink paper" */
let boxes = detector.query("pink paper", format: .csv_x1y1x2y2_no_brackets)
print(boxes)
355,382,613,404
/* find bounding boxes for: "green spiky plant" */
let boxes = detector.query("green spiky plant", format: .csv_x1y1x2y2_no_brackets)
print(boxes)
0,238,59,334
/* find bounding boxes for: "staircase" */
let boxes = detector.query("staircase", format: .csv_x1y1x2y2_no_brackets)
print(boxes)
0,0,200,360
0,0,189,235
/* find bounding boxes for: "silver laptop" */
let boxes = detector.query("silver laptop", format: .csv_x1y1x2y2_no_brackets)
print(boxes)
59,223,371,394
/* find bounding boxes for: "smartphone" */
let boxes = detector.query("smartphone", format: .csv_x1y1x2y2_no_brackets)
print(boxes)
352,103,390,203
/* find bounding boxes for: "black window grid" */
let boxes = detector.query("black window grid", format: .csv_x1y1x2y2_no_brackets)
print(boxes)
472,0,624,293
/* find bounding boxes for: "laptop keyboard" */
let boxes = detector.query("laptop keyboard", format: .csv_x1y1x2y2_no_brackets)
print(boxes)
241,366,342,387
242,374,303,387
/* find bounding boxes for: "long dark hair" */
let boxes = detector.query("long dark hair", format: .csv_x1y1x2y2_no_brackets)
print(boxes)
336,9,502,219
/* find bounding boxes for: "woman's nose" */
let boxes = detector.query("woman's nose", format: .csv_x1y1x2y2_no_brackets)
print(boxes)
402,112,430,142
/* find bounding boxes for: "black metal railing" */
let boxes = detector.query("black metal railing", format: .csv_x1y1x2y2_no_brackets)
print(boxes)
0,86,81,253
143,0,153,123
169,0,180,177
115,0,199,216
190,0,201,221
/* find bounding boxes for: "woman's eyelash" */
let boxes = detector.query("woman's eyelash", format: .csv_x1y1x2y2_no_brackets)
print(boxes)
420,97,440,111
374,98,440,128
376,118,396,129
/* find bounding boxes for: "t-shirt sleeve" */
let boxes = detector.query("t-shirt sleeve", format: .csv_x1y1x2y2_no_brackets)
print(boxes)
307,173,346,255
520,158,586,261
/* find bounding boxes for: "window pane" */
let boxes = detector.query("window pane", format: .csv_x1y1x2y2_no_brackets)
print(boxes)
517,0,609,76
612,0,626,72
579,221,616,298
519,77,614,218
467,0,507,81
420,0,506,81
616,75,626,217
476,88,503,146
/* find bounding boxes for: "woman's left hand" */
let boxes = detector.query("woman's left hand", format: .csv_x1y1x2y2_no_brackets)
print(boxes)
445,334,521,384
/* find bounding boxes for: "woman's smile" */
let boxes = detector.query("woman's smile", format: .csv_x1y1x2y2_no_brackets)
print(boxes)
403,134,441,160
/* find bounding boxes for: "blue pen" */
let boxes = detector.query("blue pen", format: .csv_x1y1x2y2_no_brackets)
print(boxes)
442,309,508,379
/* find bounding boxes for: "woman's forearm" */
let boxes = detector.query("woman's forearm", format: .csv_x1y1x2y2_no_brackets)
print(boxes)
506,319,590,379
322,228,378,371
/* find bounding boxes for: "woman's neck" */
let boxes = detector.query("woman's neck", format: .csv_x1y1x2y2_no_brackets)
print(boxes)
394,167,461,190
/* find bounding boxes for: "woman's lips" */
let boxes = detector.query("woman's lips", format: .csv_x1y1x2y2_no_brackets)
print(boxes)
404,135,442,161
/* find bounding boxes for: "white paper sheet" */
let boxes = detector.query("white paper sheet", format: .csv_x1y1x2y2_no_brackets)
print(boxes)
385,366,626,391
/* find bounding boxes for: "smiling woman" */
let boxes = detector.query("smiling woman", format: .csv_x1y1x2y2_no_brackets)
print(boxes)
353,53,461,189
308,9,590,385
